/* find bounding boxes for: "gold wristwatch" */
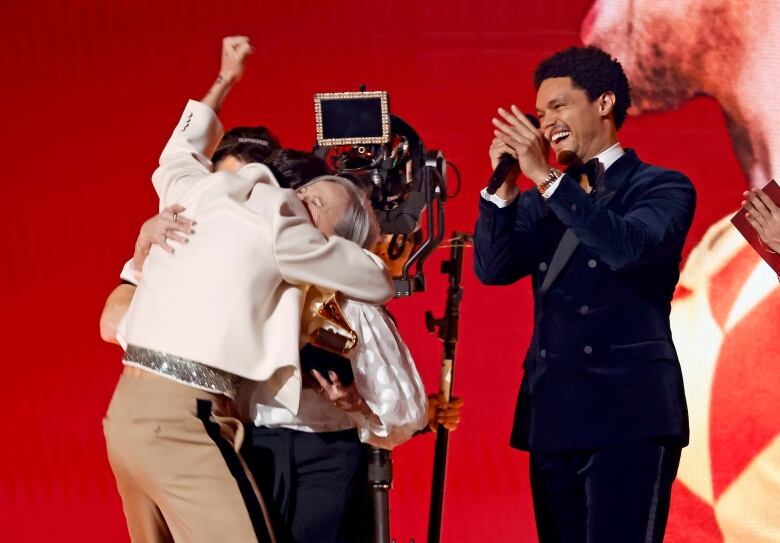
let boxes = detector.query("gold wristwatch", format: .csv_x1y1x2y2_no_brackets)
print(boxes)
537,167,562,194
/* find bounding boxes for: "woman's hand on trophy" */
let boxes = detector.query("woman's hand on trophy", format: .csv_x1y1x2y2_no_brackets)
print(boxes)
311,369,373,416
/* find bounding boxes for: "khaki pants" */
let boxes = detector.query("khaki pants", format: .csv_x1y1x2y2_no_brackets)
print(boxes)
103,371,275,542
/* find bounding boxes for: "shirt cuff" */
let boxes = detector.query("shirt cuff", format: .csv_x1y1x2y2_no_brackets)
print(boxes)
540,173,565,199
349,411,388,439
480,186,519,207
119,258,140,286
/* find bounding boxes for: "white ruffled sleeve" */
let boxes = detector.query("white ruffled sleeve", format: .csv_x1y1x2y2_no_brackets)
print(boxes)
343,302,428,449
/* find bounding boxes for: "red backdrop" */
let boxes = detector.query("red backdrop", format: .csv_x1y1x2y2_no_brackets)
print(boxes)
0,1,765,541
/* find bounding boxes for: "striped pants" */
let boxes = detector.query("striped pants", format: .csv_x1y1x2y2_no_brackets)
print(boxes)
103,370,275,542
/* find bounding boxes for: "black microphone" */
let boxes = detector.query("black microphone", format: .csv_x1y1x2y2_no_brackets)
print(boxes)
486,113,541,195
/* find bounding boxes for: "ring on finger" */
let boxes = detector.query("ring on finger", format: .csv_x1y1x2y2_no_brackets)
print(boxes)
316,387,324,394
172,212,178,222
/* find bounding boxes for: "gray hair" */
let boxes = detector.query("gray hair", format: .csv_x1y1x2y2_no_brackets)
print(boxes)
300,175,379,249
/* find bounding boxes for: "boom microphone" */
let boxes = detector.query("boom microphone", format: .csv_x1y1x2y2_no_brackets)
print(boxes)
485,113,540,195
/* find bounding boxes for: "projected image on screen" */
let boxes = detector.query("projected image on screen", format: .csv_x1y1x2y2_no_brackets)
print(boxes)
582,1,780,541
315,91,390,146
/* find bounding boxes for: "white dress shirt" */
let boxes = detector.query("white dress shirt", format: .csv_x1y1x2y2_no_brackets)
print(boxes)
480,142,625,206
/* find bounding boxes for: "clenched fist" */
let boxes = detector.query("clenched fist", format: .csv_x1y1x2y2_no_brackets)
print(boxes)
219,35,255,84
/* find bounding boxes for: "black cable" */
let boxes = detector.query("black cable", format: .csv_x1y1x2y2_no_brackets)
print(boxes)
446,160,462,199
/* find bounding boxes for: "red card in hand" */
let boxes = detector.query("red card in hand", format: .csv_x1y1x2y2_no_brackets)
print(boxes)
731,179,780,274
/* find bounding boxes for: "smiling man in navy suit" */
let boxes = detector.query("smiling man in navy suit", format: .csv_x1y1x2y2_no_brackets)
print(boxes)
474,46,696,542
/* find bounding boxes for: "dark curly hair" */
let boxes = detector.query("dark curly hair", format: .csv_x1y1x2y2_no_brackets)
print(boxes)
533,46,632,129
212,126,281,167
262,149,332,189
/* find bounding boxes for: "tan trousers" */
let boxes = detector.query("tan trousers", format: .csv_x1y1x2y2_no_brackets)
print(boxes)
103,370,275,543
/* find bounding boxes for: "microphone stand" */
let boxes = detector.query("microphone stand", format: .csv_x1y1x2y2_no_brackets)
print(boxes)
425,232,471,543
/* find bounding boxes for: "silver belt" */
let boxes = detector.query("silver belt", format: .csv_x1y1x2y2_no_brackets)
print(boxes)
124,345,242,398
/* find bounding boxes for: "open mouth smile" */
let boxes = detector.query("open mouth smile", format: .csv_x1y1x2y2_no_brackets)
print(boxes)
551,130,571,144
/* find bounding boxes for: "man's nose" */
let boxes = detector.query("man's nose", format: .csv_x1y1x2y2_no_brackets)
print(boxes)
540,118,557,138
541,115,557,130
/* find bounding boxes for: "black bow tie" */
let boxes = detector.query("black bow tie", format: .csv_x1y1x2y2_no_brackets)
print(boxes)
565,158,603,188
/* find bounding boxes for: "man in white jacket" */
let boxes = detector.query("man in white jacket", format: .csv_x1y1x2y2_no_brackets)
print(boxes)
102,36,393,543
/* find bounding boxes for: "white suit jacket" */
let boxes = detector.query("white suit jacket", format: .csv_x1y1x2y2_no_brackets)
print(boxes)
123,100,394,413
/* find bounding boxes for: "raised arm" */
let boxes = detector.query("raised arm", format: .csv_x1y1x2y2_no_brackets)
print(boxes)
200,36,253,114
151,36,254,205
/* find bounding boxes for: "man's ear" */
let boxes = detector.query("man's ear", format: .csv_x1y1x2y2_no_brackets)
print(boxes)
598,91,616,118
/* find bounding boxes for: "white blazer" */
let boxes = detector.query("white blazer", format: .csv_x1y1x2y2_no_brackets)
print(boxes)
123,100,394,413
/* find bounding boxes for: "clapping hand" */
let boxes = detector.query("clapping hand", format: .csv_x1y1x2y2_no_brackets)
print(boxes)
492,105,550,185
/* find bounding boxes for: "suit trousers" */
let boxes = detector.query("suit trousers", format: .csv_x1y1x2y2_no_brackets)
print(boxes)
241,426,370,543
103,372,275,543
529,441,682,543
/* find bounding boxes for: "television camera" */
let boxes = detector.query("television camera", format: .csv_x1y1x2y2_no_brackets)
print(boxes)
313,89,448,297
312,88,469,543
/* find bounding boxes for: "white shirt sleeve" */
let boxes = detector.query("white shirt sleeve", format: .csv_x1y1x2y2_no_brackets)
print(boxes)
119,258,140,286
480,172,566,204
480,186,519,208
151,100,224,207
115,258,138,350
343,302,429,449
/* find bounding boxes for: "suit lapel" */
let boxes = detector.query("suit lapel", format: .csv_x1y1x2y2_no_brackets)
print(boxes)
540,228,579,296
593,149,640,205
540,150,642,299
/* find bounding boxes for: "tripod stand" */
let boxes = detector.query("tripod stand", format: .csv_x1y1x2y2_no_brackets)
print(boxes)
426,232,471,543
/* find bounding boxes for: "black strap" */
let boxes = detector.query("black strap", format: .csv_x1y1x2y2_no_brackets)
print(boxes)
196,399,274,543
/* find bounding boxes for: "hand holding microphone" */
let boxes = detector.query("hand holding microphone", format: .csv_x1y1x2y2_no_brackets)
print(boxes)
486,137,522,196
487,106,551,195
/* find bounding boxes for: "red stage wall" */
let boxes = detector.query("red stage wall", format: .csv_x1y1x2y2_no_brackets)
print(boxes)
1,0,777,541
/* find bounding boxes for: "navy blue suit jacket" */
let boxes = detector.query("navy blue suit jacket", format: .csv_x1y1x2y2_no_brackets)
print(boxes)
474,150,695,452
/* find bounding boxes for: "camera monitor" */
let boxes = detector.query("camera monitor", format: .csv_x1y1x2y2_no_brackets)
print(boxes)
315,91,390,146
